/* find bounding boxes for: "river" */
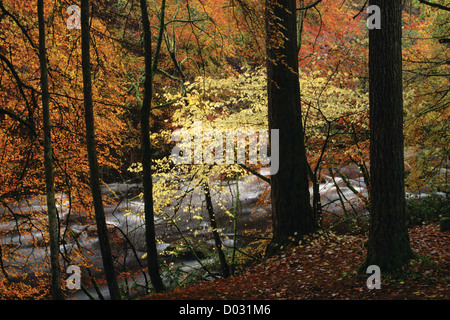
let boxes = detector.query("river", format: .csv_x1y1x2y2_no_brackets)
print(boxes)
0,166,370,299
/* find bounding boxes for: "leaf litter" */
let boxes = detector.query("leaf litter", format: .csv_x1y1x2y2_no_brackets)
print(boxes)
143,223,449,300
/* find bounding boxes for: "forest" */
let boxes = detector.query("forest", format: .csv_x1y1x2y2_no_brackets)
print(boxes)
0,0,448,302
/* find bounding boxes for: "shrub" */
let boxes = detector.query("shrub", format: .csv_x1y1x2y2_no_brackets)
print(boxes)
406,193,449,227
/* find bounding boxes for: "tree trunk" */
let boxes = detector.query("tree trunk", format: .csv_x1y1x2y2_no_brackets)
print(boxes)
139,0,166,293
265,0,316,255
80,0,121,299
361,0,414,272
38,0,65,300
203,181,230,278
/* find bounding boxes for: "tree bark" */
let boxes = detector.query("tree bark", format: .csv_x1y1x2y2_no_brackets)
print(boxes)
139,0,166,293
38,0,65,300
361,0,414,272
80,0,121,299
203,181,230,278
265,0,316,255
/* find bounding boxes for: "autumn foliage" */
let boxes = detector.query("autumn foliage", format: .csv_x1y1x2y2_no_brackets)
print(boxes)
145,223,449,300
0,0,448,299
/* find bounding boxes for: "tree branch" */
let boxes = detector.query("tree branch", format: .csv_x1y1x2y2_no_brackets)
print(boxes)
0,107,36,135
238,164,271,184
297,0,323,11
0,0,37,50
0,52,37,92
418,0,450,11
352,0,368,19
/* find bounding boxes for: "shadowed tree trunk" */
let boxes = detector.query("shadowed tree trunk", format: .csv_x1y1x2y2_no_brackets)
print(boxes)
139,0,166,293
38,0,65,300
360,0,414,272
80,0,121,299
203,181,230,278
265,0,317,256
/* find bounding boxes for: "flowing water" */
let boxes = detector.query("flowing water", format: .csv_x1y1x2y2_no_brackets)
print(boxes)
0,166,371,299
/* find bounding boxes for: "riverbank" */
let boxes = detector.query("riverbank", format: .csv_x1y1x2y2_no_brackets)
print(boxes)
142,222,450,300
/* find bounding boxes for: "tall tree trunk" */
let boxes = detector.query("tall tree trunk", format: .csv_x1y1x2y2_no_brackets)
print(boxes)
361,0,414,272
265,0,316,255
37,0,65,300
80,0,121,299
139,0,166,293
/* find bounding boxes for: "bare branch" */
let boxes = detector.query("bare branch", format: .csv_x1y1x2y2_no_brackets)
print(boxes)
238,164,271,184
352,0,368,19
297,0,323,11
418,0,450,11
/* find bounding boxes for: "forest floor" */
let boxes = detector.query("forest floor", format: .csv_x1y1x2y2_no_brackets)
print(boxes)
142,222,449,300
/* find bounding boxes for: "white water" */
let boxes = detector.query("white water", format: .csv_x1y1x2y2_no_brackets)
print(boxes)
1,167,373,299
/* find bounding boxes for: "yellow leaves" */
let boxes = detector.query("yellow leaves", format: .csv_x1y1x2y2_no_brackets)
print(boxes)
128,162,143,173
124,209,133,217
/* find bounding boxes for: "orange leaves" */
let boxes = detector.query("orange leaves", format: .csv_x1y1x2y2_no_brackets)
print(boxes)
0,0,128,193
299,0,368,79
0,1,131,297
145,223,450,300
0,277,49,300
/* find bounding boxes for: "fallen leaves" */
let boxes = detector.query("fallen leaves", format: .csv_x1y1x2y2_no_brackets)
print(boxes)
143,222,449,300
